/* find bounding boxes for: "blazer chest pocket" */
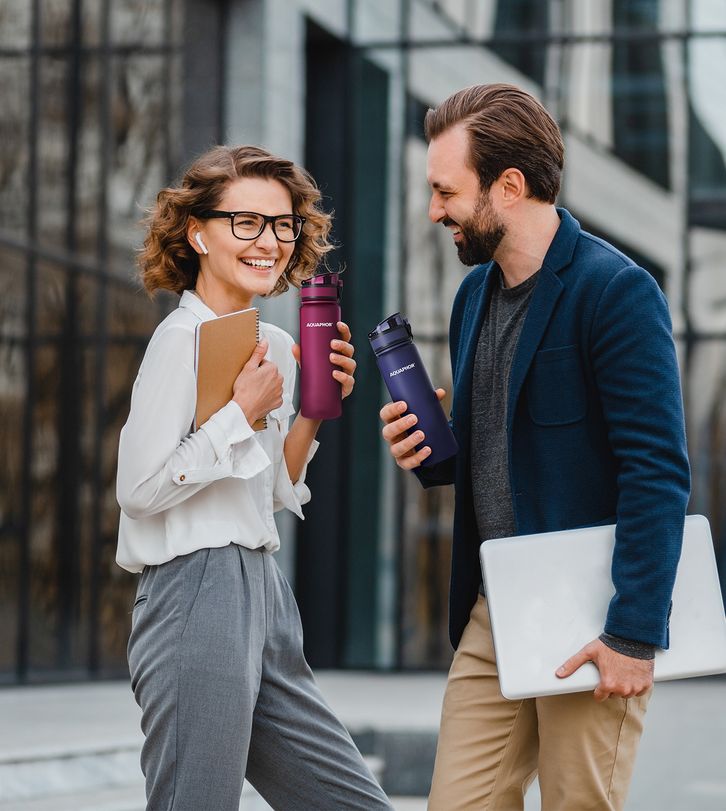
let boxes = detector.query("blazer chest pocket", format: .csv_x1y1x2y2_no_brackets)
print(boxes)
527,345,586,426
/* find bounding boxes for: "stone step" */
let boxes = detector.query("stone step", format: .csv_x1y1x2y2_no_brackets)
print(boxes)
0,784,145,811
0,747,141,804
0,780,294,811
0,744,386,810
0,787,427,811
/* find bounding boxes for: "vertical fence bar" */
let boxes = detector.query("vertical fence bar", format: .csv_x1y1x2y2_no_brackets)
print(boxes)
162,0,174,182
88,0,112,677
55,0,84,672
17,0,43,683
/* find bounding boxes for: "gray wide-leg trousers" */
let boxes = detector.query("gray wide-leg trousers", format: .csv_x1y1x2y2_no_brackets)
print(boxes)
128,544,391,811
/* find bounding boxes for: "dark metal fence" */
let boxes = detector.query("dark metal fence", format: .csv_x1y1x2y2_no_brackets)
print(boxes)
0,0,183,682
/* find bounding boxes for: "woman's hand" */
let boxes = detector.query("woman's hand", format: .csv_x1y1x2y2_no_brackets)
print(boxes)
291,321,357,400
232,339,283,426
330,321,356,399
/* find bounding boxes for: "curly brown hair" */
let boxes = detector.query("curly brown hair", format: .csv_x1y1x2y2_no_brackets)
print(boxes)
139,145,334,296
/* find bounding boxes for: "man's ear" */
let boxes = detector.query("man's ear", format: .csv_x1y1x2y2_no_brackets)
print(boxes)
499,168,527,204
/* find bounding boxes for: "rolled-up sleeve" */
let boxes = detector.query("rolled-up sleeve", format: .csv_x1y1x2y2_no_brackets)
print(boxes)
273,436,319,517
117,325,270,519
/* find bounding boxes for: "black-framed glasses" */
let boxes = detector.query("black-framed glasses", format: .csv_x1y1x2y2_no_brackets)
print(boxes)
199,210,306,242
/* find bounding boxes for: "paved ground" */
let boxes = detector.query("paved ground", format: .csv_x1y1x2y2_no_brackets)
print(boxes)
0,672,724,810
324,673,726,811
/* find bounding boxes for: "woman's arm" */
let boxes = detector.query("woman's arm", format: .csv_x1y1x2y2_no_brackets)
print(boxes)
283,321,356,484
284,414,322,484
117,324,270,519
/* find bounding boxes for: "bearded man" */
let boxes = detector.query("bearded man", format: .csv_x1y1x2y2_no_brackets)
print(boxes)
379,84,690,811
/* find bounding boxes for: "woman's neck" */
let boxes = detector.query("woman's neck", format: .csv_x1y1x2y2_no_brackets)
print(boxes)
193,278,253,316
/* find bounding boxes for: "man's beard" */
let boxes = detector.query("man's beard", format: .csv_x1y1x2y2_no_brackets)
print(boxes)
451,193,506,266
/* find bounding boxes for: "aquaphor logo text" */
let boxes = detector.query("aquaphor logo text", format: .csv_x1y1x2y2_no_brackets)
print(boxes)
305,322,334,327
389,363,416,377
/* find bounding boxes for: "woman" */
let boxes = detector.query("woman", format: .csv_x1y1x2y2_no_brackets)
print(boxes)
116,145,391,811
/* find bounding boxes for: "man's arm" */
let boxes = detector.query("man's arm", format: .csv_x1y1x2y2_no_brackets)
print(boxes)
558,265,690,699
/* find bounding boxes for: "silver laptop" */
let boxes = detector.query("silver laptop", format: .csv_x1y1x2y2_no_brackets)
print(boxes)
479,514,726,700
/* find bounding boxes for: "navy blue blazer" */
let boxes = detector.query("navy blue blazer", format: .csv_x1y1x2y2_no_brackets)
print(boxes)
417,209,690,650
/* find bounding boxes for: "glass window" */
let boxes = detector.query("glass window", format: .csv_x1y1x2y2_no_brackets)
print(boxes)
0,1,31,49
492,0,548,84
612,1,670,189
0,57,30,241
689,34,726,225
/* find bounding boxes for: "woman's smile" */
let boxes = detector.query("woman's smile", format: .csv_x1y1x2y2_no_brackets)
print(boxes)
239,256,278,274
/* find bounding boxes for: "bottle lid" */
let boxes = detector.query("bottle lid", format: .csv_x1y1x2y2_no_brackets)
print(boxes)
301,271,343,301
368,312,413,355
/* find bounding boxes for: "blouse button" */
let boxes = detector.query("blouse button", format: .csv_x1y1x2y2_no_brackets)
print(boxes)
179,474,186,482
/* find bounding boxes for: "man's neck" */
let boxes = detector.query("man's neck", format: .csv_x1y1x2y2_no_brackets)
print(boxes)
495,205,561,288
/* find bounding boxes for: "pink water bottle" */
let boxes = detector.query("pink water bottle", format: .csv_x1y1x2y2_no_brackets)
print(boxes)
299,272,343,419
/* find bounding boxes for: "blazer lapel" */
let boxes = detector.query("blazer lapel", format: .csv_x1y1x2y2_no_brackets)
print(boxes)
505,208,580,431
506,269,563,432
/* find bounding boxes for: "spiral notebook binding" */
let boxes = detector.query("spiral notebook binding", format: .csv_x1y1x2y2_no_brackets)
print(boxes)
255,308,267,430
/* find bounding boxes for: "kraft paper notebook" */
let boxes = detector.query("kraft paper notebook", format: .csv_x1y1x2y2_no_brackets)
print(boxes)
479,514,726,700
194,307,266,432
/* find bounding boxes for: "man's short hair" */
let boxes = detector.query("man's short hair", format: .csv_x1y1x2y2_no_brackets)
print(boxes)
424,84,564,203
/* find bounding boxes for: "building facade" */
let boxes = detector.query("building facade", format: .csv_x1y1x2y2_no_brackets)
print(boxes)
1,0,724,682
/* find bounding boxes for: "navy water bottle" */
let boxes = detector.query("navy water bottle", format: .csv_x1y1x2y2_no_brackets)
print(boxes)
369,312,458,467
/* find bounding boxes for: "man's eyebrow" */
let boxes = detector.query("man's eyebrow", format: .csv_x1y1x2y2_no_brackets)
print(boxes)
430,181,453,191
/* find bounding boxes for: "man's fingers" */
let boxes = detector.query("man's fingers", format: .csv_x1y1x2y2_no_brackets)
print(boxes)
391,429,425,459
380,400,407,424
593,684,611,703
382,413,417,443
396,445,432,470
556,646,592,678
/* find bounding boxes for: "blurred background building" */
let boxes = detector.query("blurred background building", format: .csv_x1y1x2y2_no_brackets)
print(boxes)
1,0,725,684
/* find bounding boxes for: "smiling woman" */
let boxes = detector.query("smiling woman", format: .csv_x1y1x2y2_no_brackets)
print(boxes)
138,145,332,298
191,176,298,313
115,145,391,811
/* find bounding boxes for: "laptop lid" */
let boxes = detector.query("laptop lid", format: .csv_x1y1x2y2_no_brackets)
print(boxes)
479,514,726,700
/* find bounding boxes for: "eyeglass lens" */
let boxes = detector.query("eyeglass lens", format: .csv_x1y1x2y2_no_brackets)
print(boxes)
232,213,302,242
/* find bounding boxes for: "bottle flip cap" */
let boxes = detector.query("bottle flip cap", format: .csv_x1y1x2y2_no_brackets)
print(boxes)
368,312,413,356
301,270,343,301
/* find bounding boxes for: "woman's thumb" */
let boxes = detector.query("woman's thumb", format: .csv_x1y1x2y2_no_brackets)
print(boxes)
246,339,269,368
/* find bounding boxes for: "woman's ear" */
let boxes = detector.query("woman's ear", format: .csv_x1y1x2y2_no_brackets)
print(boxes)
186,218,208,255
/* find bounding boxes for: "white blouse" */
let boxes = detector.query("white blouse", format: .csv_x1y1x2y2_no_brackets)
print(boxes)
115,290,318,573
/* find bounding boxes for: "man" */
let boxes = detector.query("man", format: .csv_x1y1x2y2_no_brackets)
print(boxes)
379,84,690,811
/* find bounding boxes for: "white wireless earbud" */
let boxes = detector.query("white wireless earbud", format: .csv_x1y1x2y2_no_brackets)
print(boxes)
195,233,209,255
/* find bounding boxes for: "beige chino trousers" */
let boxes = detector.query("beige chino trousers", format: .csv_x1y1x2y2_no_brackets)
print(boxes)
428,596,650,811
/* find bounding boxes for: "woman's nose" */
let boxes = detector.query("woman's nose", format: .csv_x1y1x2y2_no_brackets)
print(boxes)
255,221,278,249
